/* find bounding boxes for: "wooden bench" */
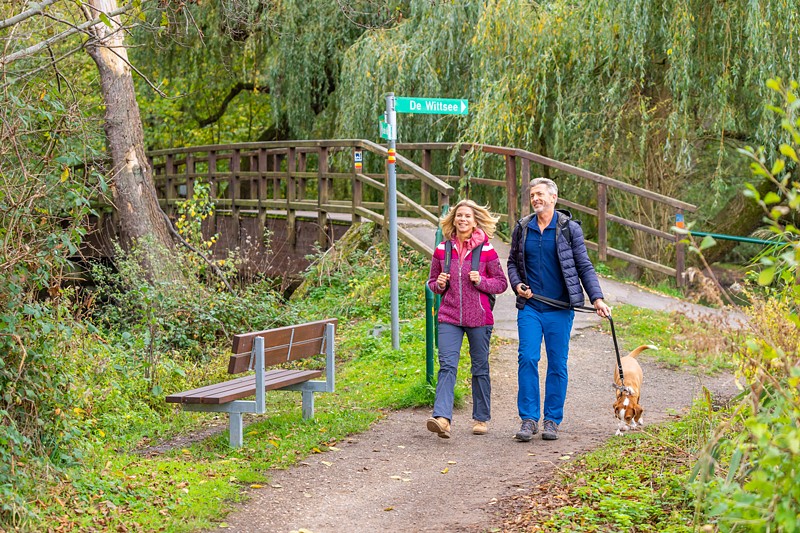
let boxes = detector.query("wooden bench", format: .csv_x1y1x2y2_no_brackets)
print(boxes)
166,318,337,447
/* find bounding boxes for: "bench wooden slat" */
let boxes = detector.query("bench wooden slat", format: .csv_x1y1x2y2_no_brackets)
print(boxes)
166,369,301,403
228,338,328,374
229,319,337,374
165,369,322,405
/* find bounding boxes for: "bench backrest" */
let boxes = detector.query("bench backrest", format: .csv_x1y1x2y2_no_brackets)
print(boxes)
228,318,338,374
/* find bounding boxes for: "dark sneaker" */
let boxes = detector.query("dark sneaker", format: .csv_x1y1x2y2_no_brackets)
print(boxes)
542,419,559,440
515,419,538,442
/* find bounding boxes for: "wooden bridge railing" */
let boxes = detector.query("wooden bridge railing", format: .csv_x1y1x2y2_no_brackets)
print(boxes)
148,140,697,285
147,140,454,258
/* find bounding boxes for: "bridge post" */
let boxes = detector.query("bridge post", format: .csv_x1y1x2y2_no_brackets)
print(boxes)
318,146,331,247
287,147,297,246
597,183,607,261
675,209,685,287
165,154,175,216
298,151,307,201
185,153,194,201
352,145,362,223
459,145,469,198
231,149,241,240
505,154,518,226
520,158,531,218
208,151,218,234
257,148,267,235
421,149,432,210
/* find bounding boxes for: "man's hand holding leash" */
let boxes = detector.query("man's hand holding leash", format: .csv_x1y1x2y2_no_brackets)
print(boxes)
593,298,611,318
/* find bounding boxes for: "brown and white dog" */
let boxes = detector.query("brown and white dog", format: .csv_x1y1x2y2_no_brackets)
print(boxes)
612,344,656,435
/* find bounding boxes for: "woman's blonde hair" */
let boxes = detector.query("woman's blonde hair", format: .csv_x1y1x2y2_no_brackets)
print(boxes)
440,199,500,240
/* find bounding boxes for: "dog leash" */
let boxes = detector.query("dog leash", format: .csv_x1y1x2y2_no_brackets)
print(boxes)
523,289,627,388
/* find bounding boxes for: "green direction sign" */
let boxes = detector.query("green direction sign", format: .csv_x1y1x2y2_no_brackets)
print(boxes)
379,119,395,140
395,97,468,115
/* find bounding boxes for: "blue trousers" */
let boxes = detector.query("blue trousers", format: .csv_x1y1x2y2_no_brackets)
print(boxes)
433,322,493,423
517,305,574,424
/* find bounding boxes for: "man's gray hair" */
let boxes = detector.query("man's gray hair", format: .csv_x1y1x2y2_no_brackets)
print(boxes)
530,177,558,196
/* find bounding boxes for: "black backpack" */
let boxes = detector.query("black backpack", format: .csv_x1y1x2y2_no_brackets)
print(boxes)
443,240,496,310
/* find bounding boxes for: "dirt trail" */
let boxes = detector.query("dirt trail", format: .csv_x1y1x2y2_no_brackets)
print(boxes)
211,325,737,533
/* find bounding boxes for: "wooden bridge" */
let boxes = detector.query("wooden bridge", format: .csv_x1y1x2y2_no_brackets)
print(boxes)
145,140,697,285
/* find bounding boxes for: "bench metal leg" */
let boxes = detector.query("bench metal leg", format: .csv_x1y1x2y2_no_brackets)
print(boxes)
301,391,314,419
229,412,243,447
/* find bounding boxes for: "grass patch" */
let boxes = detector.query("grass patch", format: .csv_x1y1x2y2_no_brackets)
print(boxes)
598,304,737,374
32,234,476,531
506,398,722,532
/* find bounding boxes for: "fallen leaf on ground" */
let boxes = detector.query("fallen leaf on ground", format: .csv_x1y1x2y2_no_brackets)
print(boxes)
441,467,449,474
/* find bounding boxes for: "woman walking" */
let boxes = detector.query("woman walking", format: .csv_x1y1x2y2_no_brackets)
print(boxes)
426,200,508,438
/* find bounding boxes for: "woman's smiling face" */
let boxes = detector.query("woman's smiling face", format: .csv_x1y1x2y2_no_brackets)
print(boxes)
455,205,477,236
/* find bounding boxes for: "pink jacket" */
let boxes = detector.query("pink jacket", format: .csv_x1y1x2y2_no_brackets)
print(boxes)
427,234,507,327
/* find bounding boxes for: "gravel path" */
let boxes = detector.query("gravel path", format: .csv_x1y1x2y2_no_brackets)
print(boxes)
211,324,737,533
207,230,740,532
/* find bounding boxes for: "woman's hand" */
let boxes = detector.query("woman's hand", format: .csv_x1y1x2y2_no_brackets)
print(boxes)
469,270,481,284
436,272,451,289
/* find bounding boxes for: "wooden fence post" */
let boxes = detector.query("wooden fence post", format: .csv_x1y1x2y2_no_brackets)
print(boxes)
298,151,307,201
208,151,218,234
287,147,297,246
352,145,362,224
165,153,175,216
597,183,607,261
520,158,530,218
318,146,330,246
185,153,194,203
505,154,518,226
675,210,685,287
422,149,432,211
231,149,241,240
257,148,267,235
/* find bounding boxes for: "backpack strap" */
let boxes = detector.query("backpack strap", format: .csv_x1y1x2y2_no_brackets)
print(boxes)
470,240,485,271
557,215,573,246
443,240,453,291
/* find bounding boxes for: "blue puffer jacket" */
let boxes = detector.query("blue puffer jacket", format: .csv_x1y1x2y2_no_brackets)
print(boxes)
507,209,604,310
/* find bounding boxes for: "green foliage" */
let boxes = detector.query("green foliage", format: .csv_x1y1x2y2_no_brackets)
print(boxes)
691,80,800,532
599,304,737,374
0,72,107,525
533,396,723,532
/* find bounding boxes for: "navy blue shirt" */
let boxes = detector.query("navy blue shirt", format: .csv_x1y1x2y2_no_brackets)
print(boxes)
524,215,570,311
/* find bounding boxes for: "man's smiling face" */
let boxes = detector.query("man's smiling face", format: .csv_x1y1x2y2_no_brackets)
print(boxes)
530,184,557,215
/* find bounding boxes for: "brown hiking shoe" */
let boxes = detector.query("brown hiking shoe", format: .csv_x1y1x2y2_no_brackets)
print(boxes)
426,417,451,439
472,421,488,435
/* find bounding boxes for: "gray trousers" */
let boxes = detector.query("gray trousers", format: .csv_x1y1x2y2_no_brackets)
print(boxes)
432,322,493,423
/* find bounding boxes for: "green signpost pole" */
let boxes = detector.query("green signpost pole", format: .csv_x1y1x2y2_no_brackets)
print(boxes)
425,205,448,385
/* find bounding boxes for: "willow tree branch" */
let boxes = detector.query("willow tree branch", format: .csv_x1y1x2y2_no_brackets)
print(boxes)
0,0,59,30
196,82,269,127
0,4,132,67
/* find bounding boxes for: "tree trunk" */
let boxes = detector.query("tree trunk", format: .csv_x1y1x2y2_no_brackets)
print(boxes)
700,177,773,265
84,0,173,257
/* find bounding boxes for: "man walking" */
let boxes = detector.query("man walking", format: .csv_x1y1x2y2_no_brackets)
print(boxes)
507,178,611,441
